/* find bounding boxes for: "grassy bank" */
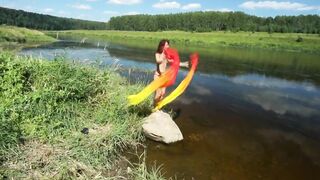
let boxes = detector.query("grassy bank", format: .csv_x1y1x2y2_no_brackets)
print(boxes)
46,30,320,53
0,25,56,50
0,52,163,179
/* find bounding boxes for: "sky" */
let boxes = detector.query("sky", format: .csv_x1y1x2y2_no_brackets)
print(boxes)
0,0,319,22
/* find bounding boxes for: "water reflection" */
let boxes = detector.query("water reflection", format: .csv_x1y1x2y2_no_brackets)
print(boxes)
230,74,320,117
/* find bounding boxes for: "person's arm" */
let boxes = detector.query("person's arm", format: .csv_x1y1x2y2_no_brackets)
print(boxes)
155,53,163,64
180,61,189,68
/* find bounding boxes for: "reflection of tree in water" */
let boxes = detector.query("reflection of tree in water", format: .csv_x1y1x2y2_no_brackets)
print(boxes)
108,43,320,85
37,40,320,86
108,46,154,63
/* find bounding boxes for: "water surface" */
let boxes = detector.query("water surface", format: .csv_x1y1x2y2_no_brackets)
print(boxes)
20,41,320,180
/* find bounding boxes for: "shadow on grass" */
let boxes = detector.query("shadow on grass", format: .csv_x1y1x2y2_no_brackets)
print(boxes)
129,102,153,117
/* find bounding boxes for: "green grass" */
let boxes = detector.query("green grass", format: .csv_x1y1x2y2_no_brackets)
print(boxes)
0,25,56,51
46,30,320,53
0,52,165,179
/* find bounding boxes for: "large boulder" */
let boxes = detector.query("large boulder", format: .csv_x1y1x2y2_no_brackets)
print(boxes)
142,110,183,144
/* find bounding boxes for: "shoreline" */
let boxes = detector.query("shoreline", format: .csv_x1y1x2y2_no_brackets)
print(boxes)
45,30,320,54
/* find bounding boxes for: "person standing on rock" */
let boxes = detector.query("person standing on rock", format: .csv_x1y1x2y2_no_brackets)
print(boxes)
154,39,189,107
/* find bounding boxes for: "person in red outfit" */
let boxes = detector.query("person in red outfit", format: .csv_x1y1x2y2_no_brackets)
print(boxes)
153,39,188,106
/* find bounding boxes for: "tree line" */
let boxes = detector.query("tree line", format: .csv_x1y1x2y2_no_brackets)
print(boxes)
1,6,319,33
0,7,107,30
108,11,320,33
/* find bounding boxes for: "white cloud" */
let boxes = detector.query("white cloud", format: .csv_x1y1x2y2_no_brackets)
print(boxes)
247,91,320,117
216,8,233,12
152,1,181,9
123,11,141,15
107,0,142,5
204,8,233,12
240,1,320,11
71,4,92,10
43,8,54,13
182,3,201,10
86,0,98,2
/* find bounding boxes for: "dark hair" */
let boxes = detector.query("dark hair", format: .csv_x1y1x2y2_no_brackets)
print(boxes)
156,39,170,53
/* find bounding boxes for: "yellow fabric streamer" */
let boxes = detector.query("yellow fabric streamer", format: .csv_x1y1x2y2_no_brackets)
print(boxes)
127,68,175,105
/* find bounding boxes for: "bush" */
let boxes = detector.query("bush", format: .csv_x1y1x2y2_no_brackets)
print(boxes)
0,52,123,150
296,36,303,42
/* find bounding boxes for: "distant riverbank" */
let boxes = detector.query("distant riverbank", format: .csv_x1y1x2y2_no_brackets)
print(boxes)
0,25,56,50
46,30,320,54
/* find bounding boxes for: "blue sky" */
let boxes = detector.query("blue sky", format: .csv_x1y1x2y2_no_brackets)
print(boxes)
0,0,319,22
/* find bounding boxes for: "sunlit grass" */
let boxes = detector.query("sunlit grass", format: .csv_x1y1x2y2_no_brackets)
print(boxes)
0,25,55,43
45,30,320,53
0,25,56,51
0,51,164,179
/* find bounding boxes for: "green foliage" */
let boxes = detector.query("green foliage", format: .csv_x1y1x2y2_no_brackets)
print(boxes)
0,7,107,30
129,152,166,180
108,11,320,34
0,25,55,43
296,36,304,42
0,51,160,179
46,30,320,54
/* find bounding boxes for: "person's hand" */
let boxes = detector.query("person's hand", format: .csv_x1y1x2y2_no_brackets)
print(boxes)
181,61,189,68
167,58,174,63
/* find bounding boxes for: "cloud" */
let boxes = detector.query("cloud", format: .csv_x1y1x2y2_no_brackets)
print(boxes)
247,91,320,117
204,8,233,12
123,11,141,15
43,8,54,13
193,85,212,96
107,0,142,5
229,74,320,117
71,4,92,10
86,0,98,2
216,8,233,12
231,74,317,92
239,1,320,11
177,96,202,105
153,1,202,11
152,1,181,9
182,3,201,10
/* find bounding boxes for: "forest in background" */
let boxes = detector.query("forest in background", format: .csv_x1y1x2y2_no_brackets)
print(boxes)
0,7,107,30
108,11,320,33
1,6,319,33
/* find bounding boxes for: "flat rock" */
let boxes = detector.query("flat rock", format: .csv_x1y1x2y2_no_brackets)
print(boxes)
142,110,183,144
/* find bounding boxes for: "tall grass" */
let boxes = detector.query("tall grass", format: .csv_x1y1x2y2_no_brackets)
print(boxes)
0,52,164,179
0,25,56,51
0,25,55,43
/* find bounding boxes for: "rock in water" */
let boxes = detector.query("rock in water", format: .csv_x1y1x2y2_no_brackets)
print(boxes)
142,110,183,144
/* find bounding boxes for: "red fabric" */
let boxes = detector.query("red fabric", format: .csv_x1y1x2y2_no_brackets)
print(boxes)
161,48,180,87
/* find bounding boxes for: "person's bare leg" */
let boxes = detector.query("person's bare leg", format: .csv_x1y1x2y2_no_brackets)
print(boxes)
154,88,162,107
154,87,166,107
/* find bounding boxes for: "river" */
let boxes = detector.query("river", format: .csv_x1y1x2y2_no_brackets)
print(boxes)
20,40,320,180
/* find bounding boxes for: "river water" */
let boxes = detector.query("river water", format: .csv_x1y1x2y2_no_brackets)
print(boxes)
20,41,320,180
